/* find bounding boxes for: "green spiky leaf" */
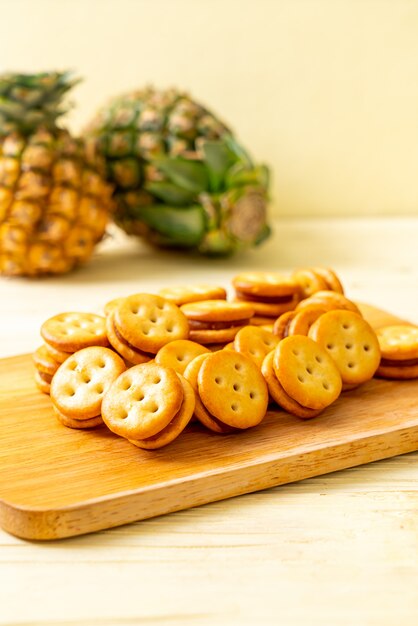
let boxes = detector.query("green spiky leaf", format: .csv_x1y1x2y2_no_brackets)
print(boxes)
222,134,253,168
225,163,270,189
145,181,196,205
152,157,209,193
131,204,205,246
201,140,235,193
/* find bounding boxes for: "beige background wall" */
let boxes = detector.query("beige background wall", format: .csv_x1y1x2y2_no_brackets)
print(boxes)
1,0,417,217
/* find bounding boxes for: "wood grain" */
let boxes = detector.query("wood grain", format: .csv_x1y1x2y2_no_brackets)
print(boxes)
0,303,417,541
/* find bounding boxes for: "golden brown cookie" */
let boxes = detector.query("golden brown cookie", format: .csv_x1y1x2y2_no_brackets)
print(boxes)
50,346,126,420
375,324,418,379
41,312,109,352
33,345,60,376
234,296,299,318
181,300,254,345
376,325,418,361
198,351,269,429
261,351,321,419
155,339,210,375
287,308,326,337
158,284,227,306
129,374,195,449
273,335,342,411
292,268,328,299
296,291,361,316
232,271,299,297
234,326,279,368
101,362,184,439
184,354,236,433
309,310,381,385
114,293,189,354
311,267,344,294
34,369,53,394
43,342,72,364
53,406,104,429
273,311,297,339
106,313,153,365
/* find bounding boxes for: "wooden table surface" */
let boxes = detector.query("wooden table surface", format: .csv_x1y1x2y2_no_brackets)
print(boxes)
1,217,418,626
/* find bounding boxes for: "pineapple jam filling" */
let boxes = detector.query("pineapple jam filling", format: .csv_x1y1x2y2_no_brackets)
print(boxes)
235,291,296,304
112,322,154,358
188,319,251,331
380,357,418,367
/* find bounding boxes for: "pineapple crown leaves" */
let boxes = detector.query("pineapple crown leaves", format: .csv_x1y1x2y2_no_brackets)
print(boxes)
144,134,270,206
0,70,80,135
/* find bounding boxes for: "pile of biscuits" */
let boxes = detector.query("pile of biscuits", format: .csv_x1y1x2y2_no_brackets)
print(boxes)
32,269,418,449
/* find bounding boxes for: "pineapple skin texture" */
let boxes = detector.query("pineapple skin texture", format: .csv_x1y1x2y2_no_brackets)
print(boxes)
0,129,113,276
85,87,230,229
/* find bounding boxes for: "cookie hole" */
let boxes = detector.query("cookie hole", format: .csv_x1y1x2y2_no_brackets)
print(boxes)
120,410,128,419
66,388,76,397
315,355,323,363
132,307,139,315
263,340,273,347
292,349,299,356
95,384,104,395
345,343,353,350
98,360,106,368
348,362,355,369
143,329,150,335
249,348,256,355
153,377,161,384
166,326,174,333
122,380,132,391
215,376,223,385
323,382,330,390
83,375,91,384
249,391,256,399
297,375,305,383
343,324,351,330
231,403,239,412
68,361,77,370
234,363,242,372
363,344,370,352
306,366,313,374
233,383,241,391
326,343,334,350
176,355,185,362
135,392,145,401
150,403,158,413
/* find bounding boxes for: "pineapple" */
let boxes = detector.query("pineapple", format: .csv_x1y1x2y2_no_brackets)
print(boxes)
85,87,271,255
0,72,113,277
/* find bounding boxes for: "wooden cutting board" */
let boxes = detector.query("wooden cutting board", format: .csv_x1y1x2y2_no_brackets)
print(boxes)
0,303,417,541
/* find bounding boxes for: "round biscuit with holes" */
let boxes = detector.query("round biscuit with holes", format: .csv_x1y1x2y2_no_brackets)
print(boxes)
33,345,60,376
101,362,184,440
287,308,326,337
129,374,195,449
273,311,297,339
106,313,152,365
232,272,299,297
53,406,104,429
233,326,279,369
43,342,72,364
296,291,361,316
273,335,342,411
308,310,381,385
181,299,254,322
50,347,126,420
311,267,344,294
41,312,108,352
197,351,269,429
158,284,227,306
261,351,321,419
292,268,328,299
34,369,53,395
114,294,189,354
155,339,210,375
183,354,236,433
375,324,418,361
